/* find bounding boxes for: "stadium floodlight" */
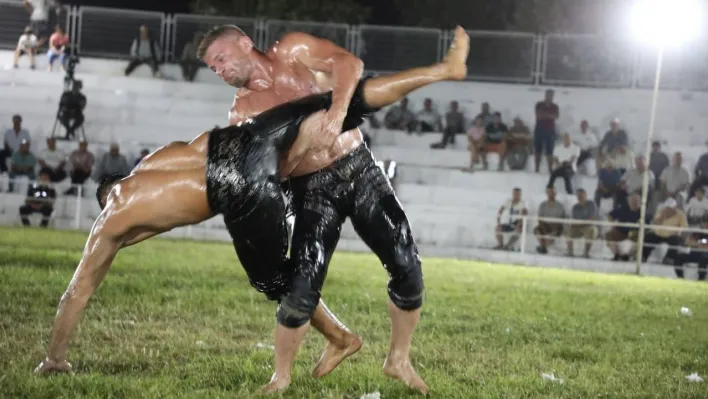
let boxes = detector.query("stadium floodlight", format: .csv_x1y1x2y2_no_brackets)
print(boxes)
629,0,705,273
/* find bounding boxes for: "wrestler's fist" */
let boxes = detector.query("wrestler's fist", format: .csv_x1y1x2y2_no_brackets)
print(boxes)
34,358,73,375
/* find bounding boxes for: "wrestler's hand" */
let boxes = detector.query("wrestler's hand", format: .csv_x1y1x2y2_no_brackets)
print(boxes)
34,358,73,375
303,110,345,152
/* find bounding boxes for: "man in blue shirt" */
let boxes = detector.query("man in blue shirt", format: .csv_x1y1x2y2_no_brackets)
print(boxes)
594,160,622,207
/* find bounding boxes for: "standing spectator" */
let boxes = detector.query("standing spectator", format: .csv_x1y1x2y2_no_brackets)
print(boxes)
598,119,629,165
595,160,622,206
659,152,690,208
180,32,203,82
673,217,708,280
685,187,708,226
431,100,465,148
58,80,87,140
641,198,688,263
547,132,580,194
2,115,32,174
125,25,162,77
649,141,670,188
481,112,509,171
494,187,528,250
415,98,442,133
9,140,37,192
534,187,567,254
464,116,485,171
13,27,38,69
47,24,69,71
383,98,416,132
93,143,131,182
19,169,56,228
135,148,150,166
573,120,599,176
605,194,643,261
23,0,53,48
37,137,66,182
476,102,493,125
567,188,598,258
533,89,559,173
688,144,708,201
66,140,94,196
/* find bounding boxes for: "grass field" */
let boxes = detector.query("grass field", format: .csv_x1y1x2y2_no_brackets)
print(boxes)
1,227,707,398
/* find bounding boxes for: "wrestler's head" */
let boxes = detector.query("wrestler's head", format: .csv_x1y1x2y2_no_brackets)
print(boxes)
96,174,127,210
198,25,256,87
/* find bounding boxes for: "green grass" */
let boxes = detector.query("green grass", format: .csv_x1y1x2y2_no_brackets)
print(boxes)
1,227,707,398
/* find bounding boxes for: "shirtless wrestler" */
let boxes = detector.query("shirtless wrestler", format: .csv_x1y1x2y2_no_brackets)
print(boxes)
32,55,469,389
191,26,469,394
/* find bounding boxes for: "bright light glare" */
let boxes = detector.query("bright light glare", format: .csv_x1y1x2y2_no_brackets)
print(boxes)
630,0,705,46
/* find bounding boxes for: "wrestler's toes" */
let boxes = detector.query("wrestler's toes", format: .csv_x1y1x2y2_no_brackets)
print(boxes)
312,335,363,378
383,359,429,395
260,373,291,395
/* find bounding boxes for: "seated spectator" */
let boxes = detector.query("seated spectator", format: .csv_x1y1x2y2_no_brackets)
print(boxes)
66,140,94,196
685,186,708,226
606,194,643,261
19,170,56,228
1,114,32,175
415,98,442,133
135,148,150,166
547,132,580,194
476,102,493,125
125,25,162,77
13,26,37,70
494,187,527,250
534,187,567,254
464,117,485,171
384,97,416,132
617,155,654,210
659,152,690,208
481,112,509,171
594,160,622,206
598,119,629,166
688,144,708,201
180,32,203,82
574,120,599,176
431,100,465,148
641,198,688,263
9,140,37,192
25,0,52,48
611,145,634,174
507,117,532,153
673,216,708,280
38,137,67,182
649,141,669,188
566,188,598,257
47,25,69,72
93,143,131,182
58,80,87,140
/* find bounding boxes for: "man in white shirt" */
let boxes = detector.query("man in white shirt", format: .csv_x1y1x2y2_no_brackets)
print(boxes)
685,186,708,226
24,0,53,48
38,137,67,182
495,187,528,250
1,115,32,174
548,132,580,194
13,26,38,69
659,151,691,209
574,120,599,176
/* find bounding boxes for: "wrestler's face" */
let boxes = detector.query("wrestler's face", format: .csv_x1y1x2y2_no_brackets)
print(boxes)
204,36,255,88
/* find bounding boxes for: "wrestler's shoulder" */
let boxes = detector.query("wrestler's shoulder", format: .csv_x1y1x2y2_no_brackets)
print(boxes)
271,32,318,58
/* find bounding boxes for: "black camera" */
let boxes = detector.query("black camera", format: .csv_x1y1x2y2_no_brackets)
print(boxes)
63,53,80,88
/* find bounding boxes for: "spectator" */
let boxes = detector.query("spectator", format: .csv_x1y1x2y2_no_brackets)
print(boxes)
598,119,629,165
66,139,94,196
464,116,485,171
476,102,493,125
93,143,131,182
37,137,66,182
566,188,598,258
641,198,688,263
507,117,532,153
383,97,416,132
606,193,643,261
594,160,622,206
685,186,708,226
431,100,465,148
688,144,708,201
547,132,580,194
13,26,38,69
1,115,32,174
534,89,559,173
415,98,442,133
58,80,87,140
673,216,708,280
573,120,599,176
618,155,654,210
481,112,509,171
649,141,670,188
494,187,528,250
180,32,203,82
659,152,690,208
19,169,56,228
534,187,567,254
612,145,634,174
125,25,162,77
135,148,150,166
47,24,69,72
23,0,52,48
9,140,37,192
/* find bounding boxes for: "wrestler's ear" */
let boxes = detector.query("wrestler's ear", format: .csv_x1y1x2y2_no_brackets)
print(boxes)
237,36,254,54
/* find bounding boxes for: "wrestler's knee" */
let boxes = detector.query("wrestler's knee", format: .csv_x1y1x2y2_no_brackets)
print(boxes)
386,226,424,311
276,275,320,328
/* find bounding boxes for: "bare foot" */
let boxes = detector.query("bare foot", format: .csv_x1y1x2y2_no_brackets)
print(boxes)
441,26,470,80
383,358,429,395
260,373,291,395
312,334,363,378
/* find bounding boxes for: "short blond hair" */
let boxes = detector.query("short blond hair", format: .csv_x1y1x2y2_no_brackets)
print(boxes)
196,25,246,59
